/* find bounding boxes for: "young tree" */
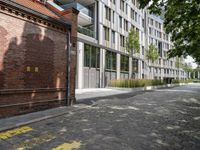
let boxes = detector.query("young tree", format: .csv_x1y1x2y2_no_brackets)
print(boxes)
182,62,193,79
138,0,200,63
126,27,140,56
146,43,159,78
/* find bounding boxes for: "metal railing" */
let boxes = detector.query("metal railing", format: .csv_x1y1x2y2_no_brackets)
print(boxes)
78,26,95,38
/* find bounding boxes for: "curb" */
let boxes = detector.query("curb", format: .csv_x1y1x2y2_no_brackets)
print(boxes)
0,106,85,132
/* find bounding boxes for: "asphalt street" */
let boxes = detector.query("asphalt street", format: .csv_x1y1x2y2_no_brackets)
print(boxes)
0,84,200,150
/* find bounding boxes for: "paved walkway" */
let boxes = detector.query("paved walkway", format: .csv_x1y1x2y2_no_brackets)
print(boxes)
0,88,141,132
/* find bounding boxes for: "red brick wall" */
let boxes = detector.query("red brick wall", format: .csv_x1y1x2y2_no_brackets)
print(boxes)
0,10,71,117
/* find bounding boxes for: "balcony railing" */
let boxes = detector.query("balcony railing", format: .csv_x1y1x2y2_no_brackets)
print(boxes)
78,26,95,38
61,2,92,17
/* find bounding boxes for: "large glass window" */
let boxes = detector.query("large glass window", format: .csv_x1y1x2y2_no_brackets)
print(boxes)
104,26,110,41
132,59,138,73
112,30,115,43
120,35,125,47
84,44,100,68
121,55,129,72
119,16,122,28
106,51,116,70
120,0,124,11
105,6,111,21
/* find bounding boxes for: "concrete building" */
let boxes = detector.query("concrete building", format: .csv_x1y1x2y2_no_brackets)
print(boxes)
55,0,187,89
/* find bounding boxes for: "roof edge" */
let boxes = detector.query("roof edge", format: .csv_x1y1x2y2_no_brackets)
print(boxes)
0,0,71,29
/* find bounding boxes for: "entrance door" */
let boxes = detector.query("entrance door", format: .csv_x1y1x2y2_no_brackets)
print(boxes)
83,44,100,88
84,67,100,88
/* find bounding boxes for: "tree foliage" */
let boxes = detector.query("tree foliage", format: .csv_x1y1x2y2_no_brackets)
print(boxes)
138,0,200,63
146,43,159,63
126,27,140,55
182,62,193,73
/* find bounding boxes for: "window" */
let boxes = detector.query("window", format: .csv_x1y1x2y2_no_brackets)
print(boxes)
131,9,135,20
132,59,138,73
171,61,173,67
112,30,115,43
104,26,110,41
124,20,128,31
159,23,161,29
158,41,162,57
159,59,161,65
111,0,115,4
126,4,128,14
142,19,144,27
112,11,115,23
155,21,158,28
142,61,145,69
142,46,144,55
132,0,136,5
119,16,122,28
135,12,137,22
136,28,139,38
120,0,124,12
84,44,100,68
105,6,111,21
120,35,125,47
166,34,169,41
106,51,116,70
150,18,153,25
121,55,129,72
149,27,152,35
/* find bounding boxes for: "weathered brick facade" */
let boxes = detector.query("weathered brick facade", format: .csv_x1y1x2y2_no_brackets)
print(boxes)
0,0,78,118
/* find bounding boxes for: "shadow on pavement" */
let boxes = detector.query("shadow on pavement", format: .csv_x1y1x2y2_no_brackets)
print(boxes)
76,90,153,105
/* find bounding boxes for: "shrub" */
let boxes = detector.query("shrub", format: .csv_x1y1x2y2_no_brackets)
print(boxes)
108,79,197,88
108,79,164,88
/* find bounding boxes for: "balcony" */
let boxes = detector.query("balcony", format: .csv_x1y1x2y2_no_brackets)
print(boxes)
57,0,95,6
60,2,93,26
78,26,95,38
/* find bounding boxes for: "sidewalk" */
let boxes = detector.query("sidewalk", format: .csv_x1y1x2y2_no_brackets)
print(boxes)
0,88,133,132
0,85,182,132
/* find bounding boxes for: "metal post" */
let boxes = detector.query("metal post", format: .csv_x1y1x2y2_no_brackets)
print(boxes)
66,31,71,106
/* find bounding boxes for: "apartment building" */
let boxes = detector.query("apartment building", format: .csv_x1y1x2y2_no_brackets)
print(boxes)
55,0,187,89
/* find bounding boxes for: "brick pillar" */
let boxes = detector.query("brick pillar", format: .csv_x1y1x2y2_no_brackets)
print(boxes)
46,2,79,105
62,8,79,105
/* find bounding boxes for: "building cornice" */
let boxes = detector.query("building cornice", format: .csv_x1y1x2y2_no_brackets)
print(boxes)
0,0,71,32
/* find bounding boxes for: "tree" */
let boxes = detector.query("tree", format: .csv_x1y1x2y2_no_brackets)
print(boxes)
182,62,193,79
138,0,200,63
146,43,159,78
175,57,183,69
126,27,140,55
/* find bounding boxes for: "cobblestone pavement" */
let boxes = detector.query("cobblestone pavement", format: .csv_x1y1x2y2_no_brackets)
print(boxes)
0,84,200,150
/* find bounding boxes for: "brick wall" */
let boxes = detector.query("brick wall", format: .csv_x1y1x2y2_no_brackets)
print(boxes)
0,7,74,117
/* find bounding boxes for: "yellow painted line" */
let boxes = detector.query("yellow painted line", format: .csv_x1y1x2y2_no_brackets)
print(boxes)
14,133,56,149
52,141,81,150
0,126,33,140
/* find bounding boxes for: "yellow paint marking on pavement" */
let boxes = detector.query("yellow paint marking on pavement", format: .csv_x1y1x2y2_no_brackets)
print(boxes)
0,126,33,139
14,133,56,149
52,141,81,150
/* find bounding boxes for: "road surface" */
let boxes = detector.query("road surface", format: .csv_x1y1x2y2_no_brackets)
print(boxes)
0,84,200,150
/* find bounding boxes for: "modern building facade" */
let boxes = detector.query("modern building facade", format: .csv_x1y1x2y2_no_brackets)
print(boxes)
55,0,187,89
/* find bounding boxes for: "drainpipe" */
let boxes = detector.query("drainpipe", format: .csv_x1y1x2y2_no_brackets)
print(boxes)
66,30,71,106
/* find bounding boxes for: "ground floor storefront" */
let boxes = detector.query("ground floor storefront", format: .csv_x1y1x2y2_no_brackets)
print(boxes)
76,41,187,89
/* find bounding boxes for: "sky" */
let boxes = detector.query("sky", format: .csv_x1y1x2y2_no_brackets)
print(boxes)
185,56,198,69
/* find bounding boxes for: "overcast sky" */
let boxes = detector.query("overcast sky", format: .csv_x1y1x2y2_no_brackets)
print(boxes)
185,56,198,69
